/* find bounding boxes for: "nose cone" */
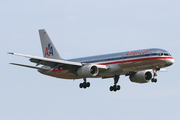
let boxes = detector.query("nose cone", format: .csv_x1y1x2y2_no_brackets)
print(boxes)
166,59,174,66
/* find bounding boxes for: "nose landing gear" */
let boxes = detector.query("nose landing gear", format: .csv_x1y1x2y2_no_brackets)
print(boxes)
151,68,160,83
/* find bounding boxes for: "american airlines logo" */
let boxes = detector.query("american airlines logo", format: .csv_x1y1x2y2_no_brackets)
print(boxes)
44,43,53,57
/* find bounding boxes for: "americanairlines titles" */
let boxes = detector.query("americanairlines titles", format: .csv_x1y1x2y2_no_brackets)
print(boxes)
125,50,149,56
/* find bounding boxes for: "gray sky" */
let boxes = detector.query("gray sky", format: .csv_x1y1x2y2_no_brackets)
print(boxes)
1,0,180,120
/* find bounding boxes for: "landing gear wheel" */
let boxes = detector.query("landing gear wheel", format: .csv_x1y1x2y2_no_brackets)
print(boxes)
86,82,90,87
109,75,121,92
110,86,113,91
113,85,117,92
109,85,121,92
154,78,157,83
79,83,83,88
151,78,154,82
117,85,120,90
151,78,157,83
79,78,90,89
83,82,87,89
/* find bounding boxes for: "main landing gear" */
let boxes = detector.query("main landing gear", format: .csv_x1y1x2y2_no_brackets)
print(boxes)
109,75,121,92
79,78,90,89
151,68,160,83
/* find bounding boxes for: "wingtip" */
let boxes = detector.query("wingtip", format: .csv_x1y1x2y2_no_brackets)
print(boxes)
7,52,14,55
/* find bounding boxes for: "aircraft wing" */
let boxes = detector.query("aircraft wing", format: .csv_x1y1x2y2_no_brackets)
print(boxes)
8,52,83,70
8,52,108,70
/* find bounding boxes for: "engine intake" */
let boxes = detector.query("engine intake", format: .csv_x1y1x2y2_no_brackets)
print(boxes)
77,65,99,77
130,71,152,83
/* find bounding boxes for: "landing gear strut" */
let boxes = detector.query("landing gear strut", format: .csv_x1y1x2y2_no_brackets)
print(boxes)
79,78,90,89
151,68,159,83
109,75,121,92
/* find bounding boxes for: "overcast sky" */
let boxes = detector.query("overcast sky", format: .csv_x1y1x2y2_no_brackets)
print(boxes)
1,0,180,120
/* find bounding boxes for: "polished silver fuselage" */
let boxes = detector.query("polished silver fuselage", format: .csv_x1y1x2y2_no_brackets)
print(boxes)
40,48,174,79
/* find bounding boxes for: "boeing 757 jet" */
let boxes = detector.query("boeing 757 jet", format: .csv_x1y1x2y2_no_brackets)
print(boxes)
8,29,174,92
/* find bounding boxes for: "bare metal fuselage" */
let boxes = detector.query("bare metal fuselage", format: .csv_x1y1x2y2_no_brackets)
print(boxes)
39,48,174,79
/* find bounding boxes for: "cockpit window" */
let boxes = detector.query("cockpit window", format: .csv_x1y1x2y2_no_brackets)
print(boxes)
164,53,169,56
158,53,170,56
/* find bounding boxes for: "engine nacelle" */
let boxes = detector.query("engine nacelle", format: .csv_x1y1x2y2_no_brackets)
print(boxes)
129,71,152,83
77,65,99,77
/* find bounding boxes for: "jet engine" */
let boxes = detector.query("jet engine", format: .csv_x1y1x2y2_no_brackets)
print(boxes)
129,71,152,83
77,65,99,77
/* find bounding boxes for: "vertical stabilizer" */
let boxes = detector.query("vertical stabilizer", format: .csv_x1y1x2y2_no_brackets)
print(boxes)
39,29,62,60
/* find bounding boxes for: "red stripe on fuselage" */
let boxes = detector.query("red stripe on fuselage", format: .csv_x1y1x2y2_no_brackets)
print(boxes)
99,56,173,65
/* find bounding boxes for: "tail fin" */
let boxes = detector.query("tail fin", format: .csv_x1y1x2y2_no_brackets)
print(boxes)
39,29,62,60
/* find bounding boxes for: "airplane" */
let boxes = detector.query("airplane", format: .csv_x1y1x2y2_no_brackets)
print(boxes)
8,29,174,92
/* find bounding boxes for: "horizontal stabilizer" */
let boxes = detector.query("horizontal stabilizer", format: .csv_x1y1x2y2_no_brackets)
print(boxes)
10,63,49,71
